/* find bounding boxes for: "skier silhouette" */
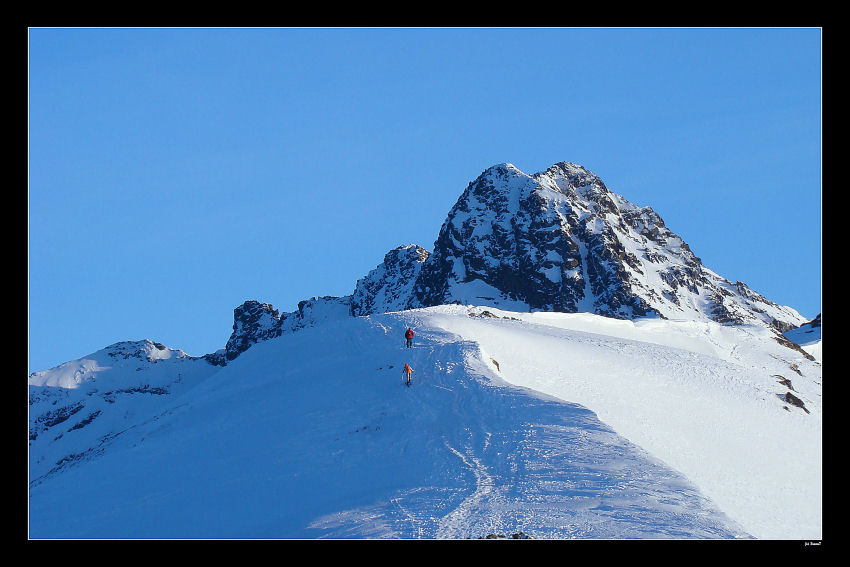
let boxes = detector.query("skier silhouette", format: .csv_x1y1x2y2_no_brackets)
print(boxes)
402,363,414,386
404,327,414,348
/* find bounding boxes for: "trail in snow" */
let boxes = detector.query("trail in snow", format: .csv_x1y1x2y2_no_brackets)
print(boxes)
304,312,748,539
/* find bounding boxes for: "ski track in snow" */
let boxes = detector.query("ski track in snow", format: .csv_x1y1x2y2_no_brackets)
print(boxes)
438,440,498,539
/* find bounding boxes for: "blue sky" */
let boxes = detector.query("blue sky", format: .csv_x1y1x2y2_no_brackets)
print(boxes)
28,28,821,374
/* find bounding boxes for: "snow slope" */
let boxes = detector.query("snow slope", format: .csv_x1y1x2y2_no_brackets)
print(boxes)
425,306,822,540
29,306,820,539
407,163,807,333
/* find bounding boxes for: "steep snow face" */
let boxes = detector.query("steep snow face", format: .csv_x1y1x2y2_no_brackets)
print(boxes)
409,162,806,332
28,306,820,539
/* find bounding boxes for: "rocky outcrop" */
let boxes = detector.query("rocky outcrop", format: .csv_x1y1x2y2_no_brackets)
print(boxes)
223,301,283,360
222,296,353,361
784,391,810,414
351,244,430,315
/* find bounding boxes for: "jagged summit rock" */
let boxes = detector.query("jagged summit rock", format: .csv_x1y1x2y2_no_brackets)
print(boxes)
408,162,805,331
411,161,630,314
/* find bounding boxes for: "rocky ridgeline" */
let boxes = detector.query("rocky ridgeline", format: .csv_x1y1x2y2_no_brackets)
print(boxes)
219,161,807,363
351,244,430,316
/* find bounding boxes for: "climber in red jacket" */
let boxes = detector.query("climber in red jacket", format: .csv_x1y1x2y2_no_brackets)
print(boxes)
404,327,414,349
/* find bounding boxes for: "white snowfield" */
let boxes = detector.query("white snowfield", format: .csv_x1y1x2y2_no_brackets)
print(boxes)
423,306,822,540
28,306,821,540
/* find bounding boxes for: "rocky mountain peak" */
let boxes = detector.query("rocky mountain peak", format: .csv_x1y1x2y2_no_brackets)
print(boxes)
539,161,606,190
215,161,808,362
406,162,806,330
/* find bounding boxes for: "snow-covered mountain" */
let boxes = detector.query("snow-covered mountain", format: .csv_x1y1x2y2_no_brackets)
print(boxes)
29,340,221,482
404,162,805,331
217,162,807,364
29,161,821,540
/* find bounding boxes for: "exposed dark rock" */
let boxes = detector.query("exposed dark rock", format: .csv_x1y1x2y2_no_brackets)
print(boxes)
784,391,810,414
401,162,804,329
774,375,795,391
478,531,532,539
224,300,283,361
68,410,102,432
204,350,228,367
103,385,169,397
34,401,85,429
773,335,816,361
221,296,353,363
30,401,86,440
351,244,430,315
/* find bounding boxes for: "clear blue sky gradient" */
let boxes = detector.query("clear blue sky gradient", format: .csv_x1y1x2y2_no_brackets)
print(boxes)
28,28,822,374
